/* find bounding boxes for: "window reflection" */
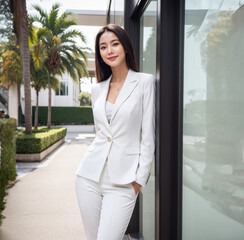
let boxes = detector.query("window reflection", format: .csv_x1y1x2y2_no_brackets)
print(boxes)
109,0,124,27
140,1,157,239
56,81,68,96
183,2,244,239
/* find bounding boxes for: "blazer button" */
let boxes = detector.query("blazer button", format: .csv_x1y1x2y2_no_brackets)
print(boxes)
107,137,112,142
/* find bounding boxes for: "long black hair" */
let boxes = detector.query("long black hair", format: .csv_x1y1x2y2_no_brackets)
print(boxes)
95,24,139,82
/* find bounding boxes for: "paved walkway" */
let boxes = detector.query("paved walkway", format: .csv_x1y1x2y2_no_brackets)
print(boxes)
0,125,95,240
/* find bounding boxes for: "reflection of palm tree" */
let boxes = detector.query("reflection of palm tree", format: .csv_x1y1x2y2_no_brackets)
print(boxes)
184,5,244,226
30,3,89,128
201,8,244,170
186,25,201,38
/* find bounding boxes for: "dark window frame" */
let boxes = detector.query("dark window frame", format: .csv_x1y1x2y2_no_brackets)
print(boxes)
155,0,185,240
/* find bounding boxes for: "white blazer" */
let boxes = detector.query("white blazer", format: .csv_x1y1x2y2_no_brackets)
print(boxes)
76,69,155,190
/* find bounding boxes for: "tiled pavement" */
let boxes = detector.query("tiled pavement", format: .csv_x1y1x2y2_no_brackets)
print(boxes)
0,126,90,240
0,125,133,240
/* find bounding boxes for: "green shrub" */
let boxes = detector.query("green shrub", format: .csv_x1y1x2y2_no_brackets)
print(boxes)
0,118,17,225
16,127,67,154
79,91,91,106
32,106,94,125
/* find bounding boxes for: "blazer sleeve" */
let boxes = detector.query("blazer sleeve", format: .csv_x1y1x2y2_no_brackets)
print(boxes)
91,84,99,133
135,75,156,188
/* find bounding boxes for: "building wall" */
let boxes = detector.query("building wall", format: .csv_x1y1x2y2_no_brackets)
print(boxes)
8,84,18,121
20,72,80,108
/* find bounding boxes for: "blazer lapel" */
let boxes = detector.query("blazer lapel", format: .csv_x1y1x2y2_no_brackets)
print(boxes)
110,69,138,123
97,69,138,128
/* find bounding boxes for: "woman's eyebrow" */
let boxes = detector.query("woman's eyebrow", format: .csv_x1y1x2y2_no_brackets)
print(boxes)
99,39,119,45
111,39,119,43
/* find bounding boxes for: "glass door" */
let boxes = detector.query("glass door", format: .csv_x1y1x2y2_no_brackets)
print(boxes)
183,1,244,239
140,1,157,239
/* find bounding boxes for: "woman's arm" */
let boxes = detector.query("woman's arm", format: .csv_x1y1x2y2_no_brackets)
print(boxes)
135,75,156,189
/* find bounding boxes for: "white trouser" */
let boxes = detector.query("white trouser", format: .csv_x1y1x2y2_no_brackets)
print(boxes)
75,160,139,240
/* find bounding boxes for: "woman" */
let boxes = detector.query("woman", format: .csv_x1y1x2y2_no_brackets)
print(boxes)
75,24,155,240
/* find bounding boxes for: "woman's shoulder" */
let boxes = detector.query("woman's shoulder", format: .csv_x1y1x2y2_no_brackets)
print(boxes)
130,69,154,79
91,82,99,89
131,70,155,85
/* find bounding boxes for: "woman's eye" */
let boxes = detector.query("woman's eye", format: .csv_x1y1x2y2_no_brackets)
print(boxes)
113,42,119,46
100,46,106,50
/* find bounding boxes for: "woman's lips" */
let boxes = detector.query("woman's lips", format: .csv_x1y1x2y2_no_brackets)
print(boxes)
108,56,117,61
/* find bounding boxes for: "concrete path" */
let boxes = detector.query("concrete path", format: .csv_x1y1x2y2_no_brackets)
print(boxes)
0,125,95,240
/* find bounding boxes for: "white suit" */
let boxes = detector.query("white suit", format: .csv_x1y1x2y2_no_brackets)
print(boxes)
75,69,155,240
76,69,155,189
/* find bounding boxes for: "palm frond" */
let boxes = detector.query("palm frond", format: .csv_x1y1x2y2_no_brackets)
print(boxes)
36,27,50,40
60,45,88,63
60,29,87,43
49,4,60,34
49,76,60,90
31,4,49,27
60,56,77,81
75,58,89,78
29,3,89,85
57,19,77,35
187,25,201,38
55,11,69,34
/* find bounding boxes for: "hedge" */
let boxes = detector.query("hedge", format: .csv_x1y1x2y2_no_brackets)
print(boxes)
32,106,94,125
0,118,17,225
16,127,67,154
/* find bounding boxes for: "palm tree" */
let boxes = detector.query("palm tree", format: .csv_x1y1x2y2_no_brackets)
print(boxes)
30,3,89,128
30,61,59,129
29,26,59,129
10,0,32,134
0,39,22,122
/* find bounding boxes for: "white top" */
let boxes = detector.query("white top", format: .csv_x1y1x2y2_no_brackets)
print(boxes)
105,100,114,123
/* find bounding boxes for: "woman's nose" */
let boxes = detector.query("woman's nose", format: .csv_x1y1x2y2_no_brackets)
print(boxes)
107,45,113,54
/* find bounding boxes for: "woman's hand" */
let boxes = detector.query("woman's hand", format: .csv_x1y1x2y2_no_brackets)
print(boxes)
132,181,142,195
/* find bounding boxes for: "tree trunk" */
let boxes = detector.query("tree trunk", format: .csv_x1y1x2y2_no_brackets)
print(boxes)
12,0,32,134
47,74,51,129
34,89,39,129
17,83,23,125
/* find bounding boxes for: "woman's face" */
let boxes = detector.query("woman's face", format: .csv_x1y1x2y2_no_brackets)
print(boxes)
99,31,127,69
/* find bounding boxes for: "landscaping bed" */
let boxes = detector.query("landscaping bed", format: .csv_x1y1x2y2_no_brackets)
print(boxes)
16,127,67,161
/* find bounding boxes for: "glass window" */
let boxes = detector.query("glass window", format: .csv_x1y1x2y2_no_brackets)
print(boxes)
183,1,244,239
140,1,157,239
140,1,157,76
109,0,124,26
56,81,68,96
0,87,8,114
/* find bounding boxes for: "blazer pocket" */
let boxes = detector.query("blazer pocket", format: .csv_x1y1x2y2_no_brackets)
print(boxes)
125,147,140,155
87,145,95,152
